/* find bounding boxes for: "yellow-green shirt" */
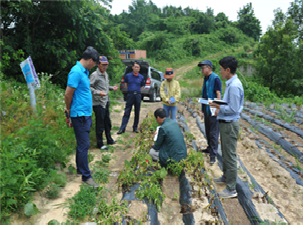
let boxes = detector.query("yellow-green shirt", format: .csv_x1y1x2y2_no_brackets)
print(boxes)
160,79,181,106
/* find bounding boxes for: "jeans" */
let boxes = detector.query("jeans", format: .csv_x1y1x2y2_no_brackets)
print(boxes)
163,104,177,121
219,121,239,191
71,116,92,181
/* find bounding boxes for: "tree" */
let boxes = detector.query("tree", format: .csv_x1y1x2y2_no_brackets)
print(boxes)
116,0,160,41
1,0,120,87
236,3,261,41
215,12,230,29
255,1,302,96
287,0,303,41
189,8,215,34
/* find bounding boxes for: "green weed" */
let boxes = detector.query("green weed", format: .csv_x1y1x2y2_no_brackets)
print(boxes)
68,185,98,223
44,183,61,199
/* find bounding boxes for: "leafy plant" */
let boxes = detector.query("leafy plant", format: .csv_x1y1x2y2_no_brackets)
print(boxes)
101,154,112,163
96,198,128,225
68,185,97,223
48,170,67,187
93,169,110,184
44,183,61,199
117,160,138,191
0,76,76,223
24,202,39,217
135,180,165,212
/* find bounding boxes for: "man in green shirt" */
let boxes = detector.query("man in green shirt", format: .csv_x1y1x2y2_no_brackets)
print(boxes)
150,108,187,167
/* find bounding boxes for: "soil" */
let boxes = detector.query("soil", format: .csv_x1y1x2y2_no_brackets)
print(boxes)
11,66,303,225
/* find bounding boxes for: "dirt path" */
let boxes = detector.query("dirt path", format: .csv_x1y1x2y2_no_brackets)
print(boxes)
174,60,199,80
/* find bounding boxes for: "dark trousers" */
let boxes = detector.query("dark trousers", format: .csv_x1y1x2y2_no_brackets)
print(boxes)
71,116,92,181
120,93,141,131
93,102,113,147
204,114,219,158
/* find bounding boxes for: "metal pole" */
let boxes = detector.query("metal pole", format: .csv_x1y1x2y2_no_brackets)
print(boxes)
28,83,37,112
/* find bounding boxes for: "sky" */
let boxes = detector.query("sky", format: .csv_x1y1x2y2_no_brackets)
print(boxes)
109,0,293,34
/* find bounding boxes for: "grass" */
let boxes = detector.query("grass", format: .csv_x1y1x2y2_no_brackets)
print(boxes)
67,185,98,223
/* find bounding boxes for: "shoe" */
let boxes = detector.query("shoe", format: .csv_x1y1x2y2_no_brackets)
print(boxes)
218,188,237,199
100,145,108,150
133,129,139,133
96,144,103,149
201,149,209,154
210,157,216,165
213,176,226,184
117,129,125,134
83,178,99,188
107,140,116,145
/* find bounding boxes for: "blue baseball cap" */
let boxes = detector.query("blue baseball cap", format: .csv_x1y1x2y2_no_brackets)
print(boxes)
198,60,213,68
99,56,109,64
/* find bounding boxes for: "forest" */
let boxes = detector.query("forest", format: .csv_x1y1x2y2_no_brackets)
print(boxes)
1,0,303,97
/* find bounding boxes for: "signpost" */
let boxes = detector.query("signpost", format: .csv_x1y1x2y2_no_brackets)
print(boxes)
20,56,40,112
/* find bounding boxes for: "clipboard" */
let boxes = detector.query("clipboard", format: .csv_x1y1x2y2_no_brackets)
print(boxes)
212,99,227,105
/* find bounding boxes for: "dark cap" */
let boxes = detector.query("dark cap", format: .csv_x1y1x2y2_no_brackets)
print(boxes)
99,56,109,64
198,60,213,68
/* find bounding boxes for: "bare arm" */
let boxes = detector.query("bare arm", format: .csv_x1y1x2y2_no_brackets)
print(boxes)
64,86,75,115
216,90,221,99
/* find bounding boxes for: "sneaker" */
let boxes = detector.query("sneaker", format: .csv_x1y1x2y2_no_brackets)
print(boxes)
100,145,108,150
83,178,99,188
218,188,237,199
210,157,216,165
213,176,226,184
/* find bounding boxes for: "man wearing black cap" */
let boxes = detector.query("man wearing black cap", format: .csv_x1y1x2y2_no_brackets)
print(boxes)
90,56,118,150
198,60,222,165
65,46,99,188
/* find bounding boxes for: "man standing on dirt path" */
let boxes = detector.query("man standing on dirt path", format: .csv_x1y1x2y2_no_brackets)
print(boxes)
117,61,145,134
209,56,244,199
198,60,222,165
90,56,118,151
160,68,181,121
64,46,99,188
149,108,187,167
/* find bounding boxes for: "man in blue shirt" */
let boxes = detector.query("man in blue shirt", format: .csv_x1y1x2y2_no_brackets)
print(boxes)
209,56,244,199
65,46,99,188
198,60,222,165
117,62,145,134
